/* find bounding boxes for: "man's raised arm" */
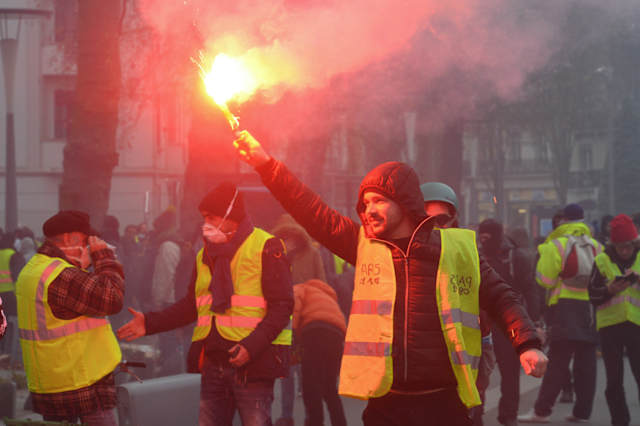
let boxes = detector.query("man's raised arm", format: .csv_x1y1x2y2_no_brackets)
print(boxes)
233,130,359,265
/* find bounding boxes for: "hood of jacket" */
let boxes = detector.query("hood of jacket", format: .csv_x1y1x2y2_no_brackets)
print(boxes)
545,221,592,242
356,161,427,232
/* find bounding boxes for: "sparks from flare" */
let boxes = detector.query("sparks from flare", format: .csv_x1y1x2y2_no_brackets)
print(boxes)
192,51,257,130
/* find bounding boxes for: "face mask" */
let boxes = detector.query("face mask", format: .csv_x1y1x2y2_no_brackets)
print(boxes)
202,223,230,244
202,189,238,244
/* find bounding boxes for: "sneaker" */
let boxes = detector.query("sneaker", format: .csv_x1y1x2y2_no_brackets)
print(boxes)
559,390,574,403
518,411,550,423
565,415,588,423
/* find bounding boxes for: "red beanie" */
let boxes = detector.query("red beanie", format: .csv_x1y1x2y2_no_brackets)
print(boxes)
609,214,639,244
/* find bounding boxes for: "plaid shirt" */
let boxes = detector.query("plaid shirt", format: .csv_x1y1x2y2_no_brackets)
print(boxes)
29,240,124,419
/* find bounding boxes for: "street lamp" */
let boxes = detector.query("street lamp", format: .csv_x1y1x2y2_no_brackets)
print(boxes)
0,7,50,232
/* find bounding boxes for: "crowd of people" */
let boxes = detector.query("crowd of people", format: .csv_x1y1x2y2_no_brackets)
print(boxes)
0,130,637,426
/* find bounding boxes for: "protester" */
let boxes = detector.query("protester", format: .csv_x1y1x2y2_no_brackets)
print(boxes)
420,182,496,426
0,230,26,362
233,130,547,426
117,182,294,426
596,214,614,246
477,219,541,426
293,279,347,426
520,203,602,423
271,213,327,426
589,214,640,426
15,210,124,424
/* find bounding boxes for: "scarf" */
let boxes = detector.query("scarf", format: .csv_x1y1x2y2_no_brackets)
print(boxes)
202,218,254,313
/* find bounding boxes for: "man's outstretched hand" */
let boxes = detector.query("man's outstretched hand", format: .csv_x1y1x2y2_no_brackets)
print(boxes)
116,307,146,342
233,130,270,168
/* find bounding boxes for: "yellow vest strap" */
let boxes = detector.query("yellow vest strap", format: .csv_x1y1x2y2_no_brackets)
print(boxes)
197,315,212,327
20,317,109,341
344,341,391,357
552,239,565,259
35,261,63,329
451,349,481,368
536,271,557,287
350,300,393,315
597,294,640,312
441,308,480,329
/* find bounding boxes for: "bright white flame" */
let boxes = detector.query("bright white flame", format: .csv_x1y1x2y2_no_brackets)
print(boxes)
202,53,257,105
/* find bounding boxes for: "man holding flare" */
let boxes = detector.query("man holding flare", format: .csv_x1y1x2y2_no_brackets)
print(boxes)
231,130,547,426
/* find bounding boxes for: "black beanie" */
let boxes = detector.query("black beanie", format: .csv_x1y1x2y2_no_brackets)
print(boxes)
198,182,246,223
478,218,503,240
43,210,99,238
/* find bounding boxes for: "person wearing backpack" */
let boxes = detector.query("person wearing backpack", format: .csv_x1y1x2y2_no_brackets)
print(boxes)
588,214,640,426
520,203,602,423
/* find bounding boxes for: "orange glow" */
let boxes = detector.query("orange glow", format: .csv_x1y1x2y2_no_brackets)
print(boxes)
193,52,258,130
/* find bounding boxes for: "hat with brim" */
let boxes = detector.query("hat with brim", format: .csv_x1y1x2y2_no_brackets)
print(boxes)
43,210,99,238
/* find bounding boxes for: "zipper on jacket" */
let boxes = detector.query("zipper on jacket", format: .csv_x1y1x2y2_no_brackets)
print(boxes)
370,216,433,383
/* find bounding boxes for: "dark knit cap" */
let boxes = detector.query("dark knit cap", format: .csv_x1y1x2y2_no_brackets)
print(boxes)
609,214,639,244
43,210,99,238
198,182,246,223
563,203,584,221
477,218,503,239
152,206,177,233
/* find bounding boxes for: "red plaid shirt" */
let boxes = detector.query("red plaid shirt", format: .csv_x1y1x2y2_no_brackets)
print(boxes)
29,240,124,419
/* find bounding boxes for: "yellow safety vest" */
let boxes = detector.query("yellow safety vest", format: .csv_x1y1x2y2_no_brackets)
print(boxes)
0,248,15,293
536,223,602,306
339,227,482,408
16,254,121,393
191,228,292,345
593,252,640,330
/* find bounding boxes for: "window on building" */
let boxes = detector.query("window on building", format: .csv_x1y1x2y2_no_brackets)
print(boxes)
54,90,75,139
537,145,548,163
579,144,593,170
510,141,522,163
55,0,77,43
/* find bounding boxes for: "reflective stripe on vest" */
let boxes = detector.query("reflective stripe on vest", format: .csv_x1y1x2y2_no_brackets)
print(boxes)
0,248,15,293
593,252,640,329
16,254,121,393
339,227,482,407
191,228,292,346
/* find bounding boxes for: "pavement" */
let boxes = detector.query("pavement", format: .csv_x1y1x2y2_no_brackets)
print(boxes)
2,356,639,425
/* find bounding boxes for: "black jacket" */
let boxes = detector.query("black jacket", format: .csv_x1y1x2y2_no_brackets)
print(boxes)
144,231,294,380
256,159,542,391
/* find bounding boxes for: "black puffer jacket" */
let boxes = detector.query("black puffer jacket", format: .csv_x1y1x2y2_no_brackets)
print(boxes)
256,159,542,391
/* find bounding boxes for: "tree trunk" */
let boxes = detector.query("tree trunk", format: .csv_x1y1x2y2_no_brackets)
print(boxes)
59,0,121,232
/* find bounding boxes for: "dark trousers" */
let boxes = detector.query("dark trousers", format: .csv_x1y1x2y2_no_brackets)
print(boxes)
362,388,471,426
300,325,346,426
492,326,521,425
534,340,597,419
600,322,640,426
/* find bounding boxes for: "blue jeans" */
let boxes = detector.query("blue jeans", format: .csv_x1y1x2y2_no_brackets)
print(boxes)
199,364,274,426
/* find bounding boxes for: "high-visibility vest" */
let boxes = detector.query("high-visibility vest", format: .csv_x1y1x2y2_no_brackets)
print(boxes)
536,223,602,306
191,228,291,346
16,254,121,393
0,248,15,293
339,227,482,408
593,252,640,330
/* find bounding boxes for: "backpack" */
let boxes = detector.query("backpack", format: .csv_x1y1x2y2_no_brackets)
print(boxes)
558,234,600,289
